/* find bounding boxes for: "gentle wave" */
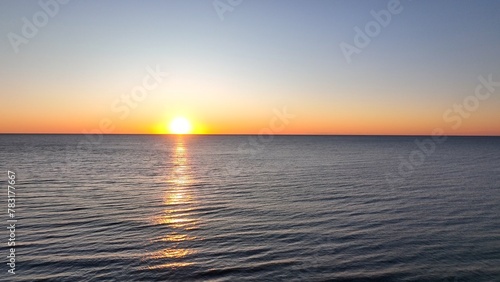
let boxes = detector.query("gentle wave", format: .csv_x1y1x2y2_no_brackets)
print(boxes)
1,135,499,281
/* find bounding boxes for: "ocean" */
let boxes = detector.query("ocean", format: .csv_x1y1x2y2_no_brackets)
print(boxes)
1,135,499,281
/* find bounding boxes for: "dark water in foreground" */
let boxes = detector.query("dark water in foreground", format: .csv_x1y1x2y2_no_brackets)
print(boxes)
1,135,499,281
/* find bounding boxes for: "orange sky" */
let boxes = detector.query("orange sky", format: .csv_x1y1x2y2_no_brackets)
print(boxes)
2,1,500,136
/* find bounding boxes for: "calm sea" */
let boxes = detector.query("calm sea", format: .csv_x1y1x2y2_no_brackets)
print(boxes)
1,135,499,281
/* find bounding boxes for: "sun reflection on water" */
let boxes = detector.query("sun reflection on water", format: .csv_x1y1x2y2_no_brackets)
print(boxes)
149,137,198,270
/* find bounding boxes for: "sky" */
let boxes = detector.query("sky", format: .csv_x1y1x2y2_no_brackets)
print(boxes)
1,0,499,135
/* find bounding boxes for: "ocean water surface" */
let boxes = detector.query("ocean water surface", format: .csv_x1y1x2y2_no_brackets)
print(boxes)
1,135,499,281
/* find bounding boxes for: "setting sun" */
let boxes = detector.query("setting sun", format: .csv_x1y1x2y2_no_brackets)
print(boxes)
169,117,192,134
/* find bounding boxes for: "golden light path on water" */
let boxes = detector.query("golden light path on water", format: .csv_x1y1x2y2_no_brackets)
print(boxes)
149,137,198,270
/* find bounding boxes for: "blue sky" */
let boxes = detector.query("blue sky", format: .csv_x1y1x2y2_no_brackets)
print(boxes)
1,0,499,134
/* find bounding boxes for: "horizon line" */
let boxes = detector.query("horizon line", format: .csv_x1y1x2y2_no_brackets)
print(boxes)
1,133,500,137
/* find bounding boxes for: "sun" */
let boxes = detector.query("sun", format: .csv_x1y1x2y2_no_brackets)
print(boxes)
169,117,192,134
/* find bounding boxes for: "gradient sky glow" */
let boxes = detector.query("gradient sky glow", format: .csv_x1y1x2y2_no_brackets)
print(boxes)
1,0,500,135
